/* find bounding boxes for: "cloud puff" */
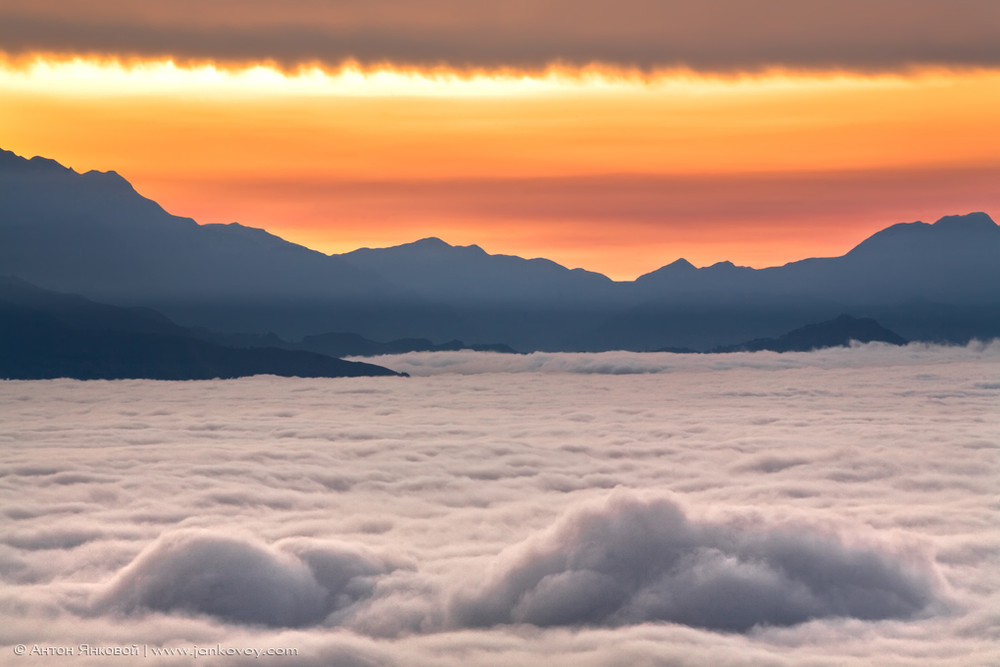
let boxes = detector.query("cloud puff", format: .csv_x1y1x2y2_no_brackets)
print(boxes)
1,0,998,72
92,531,404,627
453,494,938,632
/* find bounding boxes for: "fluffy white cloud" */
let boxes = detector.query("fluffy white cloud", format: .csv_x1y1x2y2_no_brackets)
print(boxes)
91,531,403,627
452,494,938,632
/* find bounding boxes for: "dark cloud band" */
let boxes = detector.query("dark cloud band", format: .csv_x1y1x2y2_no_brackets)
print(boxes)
2,1,999,72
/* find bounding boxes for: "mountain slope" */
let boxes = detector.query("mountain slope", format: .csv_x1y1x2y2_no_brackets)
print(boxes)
0,278,403,380
0,150,459,340
711,314,907,353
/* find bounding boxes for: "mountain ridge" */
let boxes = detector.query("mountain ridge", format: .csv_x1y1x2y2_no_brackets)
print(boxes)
2,148,997,350
3,148,996,279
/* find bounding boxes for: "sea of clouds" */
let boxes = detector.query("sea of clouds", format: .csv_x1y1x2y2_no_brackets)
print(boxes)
1,342,997,665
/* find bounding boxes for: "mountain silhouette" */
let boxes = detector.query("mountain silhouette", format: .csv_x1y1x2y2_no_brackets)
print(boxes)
0,277,404,380
709,314,907,353
2,149,998,351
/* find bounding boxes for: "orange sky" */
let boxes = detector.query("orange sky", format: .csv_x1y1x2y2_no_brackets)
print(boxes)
3,58,999,279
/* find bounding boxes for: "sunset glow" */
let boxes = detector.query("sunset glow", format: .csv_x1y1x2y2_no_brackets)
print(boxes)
4,4,1000,665
4,56,999,278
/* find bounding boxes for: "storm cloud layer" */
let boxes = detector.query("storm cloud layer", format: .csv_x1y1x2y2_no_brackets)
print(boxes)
1,343,997,665
2,1,998,72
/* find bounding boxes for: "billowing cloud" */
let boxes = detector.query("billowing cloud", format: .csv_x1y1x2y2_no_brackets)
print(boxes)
92,531,405,627
1,1,998,72
452,494,938,632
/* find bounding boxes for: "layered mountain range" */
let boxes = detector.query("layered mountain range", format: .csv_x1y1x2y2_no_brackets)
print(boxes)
0,276,404,380
2,149,998,351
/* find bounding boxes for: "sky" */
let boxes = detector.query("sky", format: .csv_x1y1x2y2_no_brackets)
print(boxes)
1,343,998,665
2,1,1000,278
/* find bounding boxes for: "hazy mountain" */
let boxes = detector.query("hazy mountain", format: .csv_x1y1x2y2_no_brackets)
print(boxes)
2,149,997,351
338,238,627,349
0,278,403,380
298,331,516,357
603,213,1000,349
0,150,459,341
0,275,186,336
343,237,617,304
197,328,517,357
710,314,907,353
343,213,999,349
633,212,1000,305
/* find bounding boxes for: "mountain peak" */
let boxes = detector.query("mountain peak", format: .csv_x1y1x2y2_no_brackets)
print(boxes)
0,149,73,175
410,237,453,249
0,148,25,166
395,237,491,257
633,257,698,283
932,212,996,230
848,211,999,257
81,168,137,193
706,260,748,272
28,155,71,172
667,258,696,270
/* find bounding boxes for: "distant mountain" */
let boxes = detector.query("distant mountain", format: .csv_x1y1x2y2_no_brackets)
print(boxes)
710,314,907,353
339,238,625,349
343,237,616,304
196,328,517,356
611,212,1000,349
298,331,517,357
0,274,187,336
2,148,998,351
0,278,403,380
632,212,1000,304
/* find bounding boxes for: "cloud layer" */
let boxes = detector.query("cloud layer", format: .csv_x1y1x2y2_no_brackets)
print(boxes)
2,1,999,72
1,344,997,665
453,494,936,631
350,340,1000,376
